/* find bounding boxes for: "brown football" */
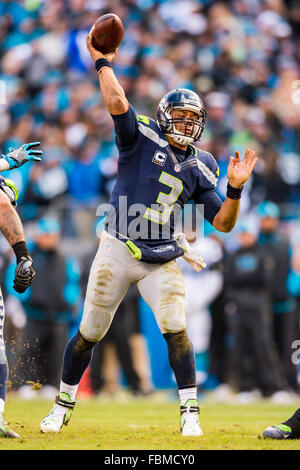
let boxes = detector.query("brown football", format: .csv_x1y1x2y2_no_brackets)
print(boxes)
91,13,124,54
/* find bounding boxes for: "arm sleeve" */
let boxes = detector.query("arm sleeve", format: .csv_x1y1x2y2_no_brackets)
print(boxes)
193,187,223,225
111,105,139,149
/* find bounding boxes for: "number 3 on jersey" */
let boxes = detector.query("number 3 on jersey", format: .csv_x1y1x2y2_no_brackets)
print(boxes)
144,171,183,225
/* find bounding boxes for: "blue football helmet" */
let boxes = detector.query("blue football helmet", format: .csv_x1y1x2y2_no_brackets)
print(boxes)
157,88,207,146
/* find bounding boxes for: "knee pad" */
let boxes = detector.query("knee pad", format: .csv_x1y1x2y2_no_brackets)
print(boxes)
163,329,193,354
73,330,97,356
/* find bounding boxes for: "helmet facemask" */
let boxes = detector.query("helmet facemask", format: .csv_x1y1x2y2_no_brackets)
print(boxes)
157,93,207,146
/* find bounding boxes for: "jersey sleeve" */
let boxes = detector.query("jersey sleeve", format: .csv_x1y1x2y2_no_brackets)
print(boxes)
111,105,139,150
193,187,223,225
193,151,223,224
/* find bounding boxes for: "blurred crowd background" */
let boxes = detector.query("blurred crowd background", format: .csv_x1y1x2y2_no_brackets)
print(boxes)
0,0,300,404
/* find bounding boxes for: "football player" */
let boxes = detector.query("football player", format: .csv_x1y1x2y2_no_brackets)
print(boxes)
263,409,300,439
0,142,42,438
40,35,257,437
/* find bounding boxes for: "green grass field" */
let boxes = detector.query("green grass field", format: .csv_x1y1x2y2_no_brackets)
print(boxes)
1,394,300,451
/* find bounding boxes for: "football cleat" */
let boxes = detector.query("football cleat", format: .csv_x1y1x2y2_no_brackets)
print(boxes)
263,424,292,439
180,399,203,437
0,414,20,438
40,392,75,433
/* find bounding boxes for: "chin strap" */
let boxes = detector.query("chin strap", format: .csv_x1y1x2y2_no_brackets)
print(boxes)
171,133,194,147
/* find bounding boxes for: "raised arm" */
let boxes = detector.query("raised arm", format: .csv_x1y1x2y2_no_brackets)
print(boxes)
0,142,42,293
212,149,258,232
0,142,42,172
86,33,129,115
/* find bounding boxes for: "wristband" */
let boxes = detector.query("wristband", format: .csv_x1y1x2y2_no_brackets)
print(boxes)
12,241,30,262
226,182,243,200
95,58,112,73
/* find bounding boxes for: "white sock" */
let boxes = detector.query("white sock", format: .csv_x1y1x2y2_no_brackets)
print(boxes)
59,381,79,402
0,398,5,414
178,387,197,407
52,382,79,418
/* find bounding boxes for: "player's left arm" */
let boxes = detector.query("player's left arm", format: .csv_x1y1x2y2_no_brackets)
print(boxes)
0,142,43,172
0,183,36,293
212,148,258,232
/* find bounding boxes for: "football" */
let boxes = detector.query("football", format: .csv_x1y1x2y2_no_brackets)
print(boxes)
91,13,124,54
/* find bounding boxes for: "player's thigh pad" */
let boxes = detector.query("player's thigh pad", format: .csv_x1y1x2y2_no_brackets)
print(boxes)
137,260,186,334
80,232,132,342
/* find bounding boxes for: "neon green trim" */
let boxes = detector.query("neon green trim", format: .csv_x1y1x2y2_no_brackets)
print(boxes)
275,424,292,433
182,399,198,409
57,392,73,425
180,399,199,428
190,145,198,157
125,240,142,260
177,242,186,252
59,392,71,402
137,115,150,125
4,178,19,201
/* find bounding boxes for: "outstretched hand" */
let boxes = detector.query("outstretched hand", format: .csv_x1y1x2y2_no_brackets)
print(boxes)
3,142,43,170
227,148,258,189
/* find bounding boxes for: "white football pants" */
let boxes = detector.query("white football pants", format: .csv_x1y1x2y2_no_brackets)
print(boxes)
79,231,186,342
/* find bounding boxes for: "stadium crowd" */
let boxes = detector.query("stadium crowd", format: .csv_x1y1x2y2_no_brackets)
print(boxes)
0,0,300,403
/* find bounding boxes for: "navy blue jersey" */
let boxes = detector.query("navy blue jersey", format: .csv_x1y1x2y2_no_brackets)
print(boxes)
104,106,223,246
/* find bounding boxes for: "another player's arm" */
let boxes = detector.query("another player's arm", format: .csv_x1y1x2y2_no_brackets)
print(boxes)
0,189,35,293
0,158,10,172
86,33,128,115
0,142,42,172
212,149,258,232
0,141,43,240
0,190,25,245
0,142,43,239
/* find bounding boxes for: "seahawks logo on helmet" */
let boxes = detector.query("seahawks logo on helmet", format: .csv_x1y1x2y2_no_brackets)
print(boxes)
157,88,207,146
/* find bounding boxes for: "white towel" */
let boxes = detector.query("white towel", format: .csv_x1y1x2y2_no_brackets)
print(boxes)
174,232,206,272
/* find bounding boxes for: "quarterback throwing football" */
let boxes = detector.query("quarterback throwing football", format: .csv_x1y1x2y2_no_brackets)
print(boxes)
40,33,257,437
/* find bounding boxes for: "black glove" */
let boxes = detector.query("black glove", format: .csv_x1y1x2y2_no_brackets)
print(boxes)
13,255,36,293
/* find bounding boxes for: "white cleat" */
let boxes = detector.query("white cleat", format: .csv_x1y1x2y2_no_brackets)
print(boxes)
40,393,75,433
40,413,63,433
180,399,203,437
